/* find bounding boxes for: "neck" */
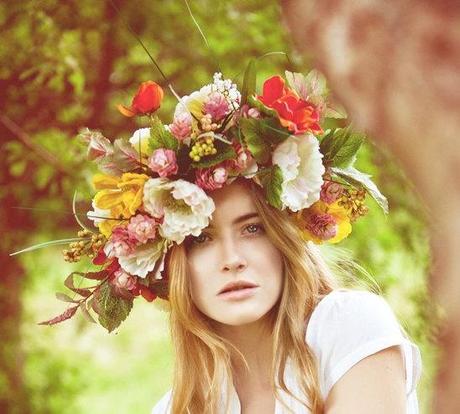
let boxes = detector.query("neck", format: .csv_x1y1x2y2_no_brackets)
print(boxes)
213,316,274,388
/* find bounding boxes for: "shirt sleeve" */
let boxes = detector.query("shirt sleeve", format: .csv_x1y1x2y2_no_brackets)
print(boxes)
305,289,422,402
151,389,172,414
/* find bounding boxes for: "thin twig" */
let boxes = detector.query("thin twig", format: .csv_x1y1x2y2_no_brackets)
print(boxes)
0,113,72,176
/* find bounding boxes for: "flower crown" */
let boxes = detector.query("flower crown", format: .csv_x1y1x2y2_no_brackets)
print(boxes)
13,68,387,332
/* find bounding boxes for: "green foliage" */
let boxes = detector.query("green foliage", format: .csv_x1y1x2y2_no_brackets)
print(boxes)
149,116,179,152
240,117,288,163
264,165,284,209
1,0,434,413
320,127,364,168
96,282,134,333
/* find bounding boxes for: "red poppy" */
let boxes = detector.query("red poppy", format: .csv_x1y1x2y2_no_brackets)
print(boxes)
258,76,322,135
118,81,164,117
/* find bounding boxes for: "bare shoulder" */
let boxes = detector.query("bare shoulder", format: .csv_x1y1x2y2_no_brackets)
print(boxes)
325,345,406,414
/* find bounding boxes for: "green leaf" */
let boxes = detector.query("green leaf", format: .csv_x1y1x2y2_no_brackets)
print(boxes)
240,118,270,164
320,127,364,168
149,116,178,152
241,59,257,105
191,140,236,168
247,94,278,118
96,281,133,333
240,118,289,164
265,165,284,209
332,166,389,214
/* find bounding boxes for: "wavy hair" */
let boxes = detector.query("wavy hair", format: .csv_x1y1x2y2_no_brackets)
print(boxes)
164,178,341,413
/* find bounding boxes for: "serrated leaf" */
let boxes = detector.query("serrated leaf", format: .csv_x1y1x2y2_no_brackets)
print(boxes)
332,166,389,214
240,118,270,164
320,127,364,168
241,59,257,105
240,118,289,164
96,281,133,333
149,116,178,152
38,305,79,326
56,292,79,303
265,165,284,209
112,138,141,171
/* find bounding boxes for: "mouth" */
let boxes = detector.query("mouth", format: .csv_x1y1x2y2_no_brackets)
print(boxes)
218,280,259,295
218,285,259,301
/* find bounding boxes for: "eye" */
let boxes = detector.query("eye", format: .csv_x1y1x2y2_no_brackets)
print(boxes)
244,223,265,235
186,232,211,247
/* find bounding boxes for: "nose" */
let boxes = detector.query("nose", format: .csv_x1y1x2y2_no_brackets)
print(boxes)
220,236,248,273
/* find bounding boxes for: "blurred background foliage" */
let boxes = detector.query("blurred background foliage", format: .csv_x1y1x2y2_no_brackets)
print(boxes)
0,0,438,413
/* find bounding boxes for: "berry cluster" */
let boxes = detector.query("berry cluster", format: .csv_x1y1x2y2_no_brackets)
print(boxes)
63,229,106,263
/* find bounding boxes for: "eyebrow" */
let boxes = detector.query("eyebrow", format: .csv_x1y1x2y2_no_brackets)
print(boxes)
207,212,260,229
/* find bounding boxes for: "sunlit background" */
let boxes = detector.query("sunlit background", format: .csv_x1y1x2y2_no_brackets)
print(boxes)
1,1,437,413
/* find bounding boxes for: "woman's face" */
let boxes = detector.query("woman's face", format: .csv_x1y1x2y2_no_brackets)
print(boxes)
185,181,284,326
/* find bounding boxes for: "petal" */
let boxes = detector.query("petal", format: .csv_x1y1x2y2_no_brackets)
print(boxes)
260,76,286,106
117,104,136,117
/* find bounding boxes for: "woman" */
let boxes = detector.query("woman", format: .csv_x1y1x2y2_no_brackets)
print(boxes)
151,178,422,414
20,70,421,413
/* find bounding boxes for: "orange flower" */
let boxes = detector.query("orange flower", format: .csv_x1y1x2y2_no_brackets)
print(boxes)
118,81,164,117
258,75,322,135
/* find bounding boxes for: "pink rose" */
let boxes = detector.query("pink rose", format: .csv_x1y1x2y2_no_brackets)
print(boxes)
112,269,137,291
306,213,337,241
103,226,138,258
148,148,178,177
320,181,344,204
204,92,230,121
195,166,228,191
170,112,192,141
127,214,158,243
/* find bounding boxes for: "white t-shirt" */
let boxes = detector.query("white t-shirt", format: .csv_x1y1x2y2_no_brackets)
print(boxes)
151,289,422,413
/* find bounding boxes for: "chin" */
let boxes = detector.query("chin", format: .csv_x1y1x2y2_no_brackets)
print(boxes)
215,306,272,326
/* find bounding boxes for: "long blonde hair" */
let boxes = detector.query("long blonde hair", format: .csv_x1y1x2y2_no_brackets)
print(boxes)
164,178,341,413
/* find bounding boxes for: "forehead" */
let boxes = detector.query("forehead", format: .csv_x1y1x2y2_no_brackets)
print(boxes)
208,181,258,226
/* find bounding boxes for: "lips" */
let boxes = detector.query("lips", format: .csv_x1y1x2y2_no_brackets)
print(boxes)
218,280,259,295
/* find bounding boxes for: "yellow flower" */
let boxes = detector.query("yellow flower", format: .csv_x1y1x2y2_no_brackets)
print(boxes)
297,200,352,244
92,173,150,237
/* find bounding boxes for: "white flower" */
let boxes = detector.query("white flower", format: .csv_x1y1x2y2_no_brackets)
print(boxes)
118,239,165,279
129,127,151,156
142,177,171,218
272,133,325,212
143,178,215,244
87,200,110,225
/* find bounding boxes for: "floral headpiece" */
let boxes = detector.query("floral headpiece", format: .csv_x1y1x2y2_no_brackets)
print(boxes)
12,68,387,332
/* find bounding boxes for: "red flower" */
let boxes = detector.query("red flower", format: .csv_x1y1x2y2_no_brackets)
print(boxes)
258,76,322,135
118,81,164,117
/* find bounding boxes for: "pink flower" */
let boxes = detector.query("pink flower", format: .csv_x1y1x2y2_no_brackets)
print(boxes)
105,226,138,258
195,166,228,191
320,181,344,204
306,213,337,241
170,112,192,141
204,92,230,121
148,148,178,178
240,104,261,119
127,214,158,243
223,143,258,177
112,269,137,291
